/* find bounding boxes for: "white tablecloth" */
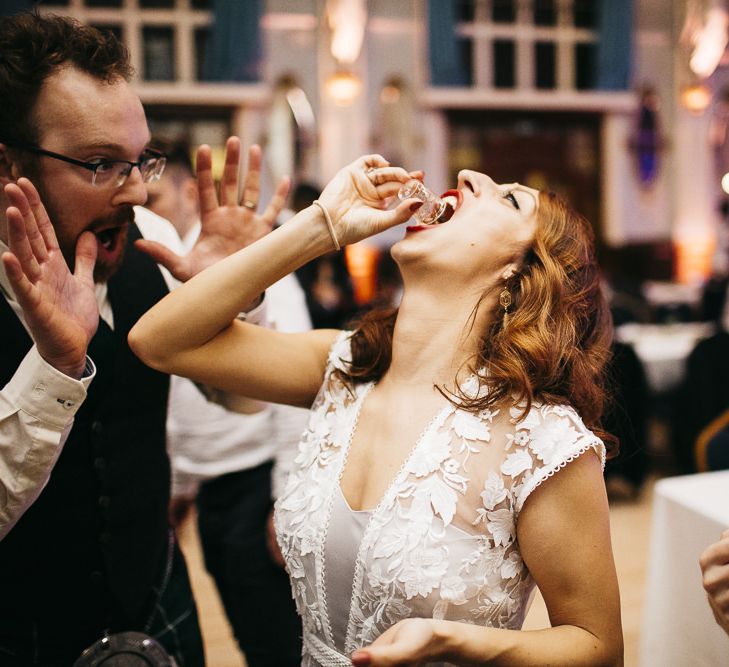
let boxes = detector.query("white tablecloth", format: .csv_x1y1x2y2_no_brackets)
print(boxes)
616,322,715,394
640,471,729,666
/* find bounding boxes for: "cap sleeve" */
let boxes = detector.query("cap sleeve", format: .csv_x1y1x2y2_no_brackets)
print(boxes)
505,403,606,514
309,330,354,405
325,330,354,373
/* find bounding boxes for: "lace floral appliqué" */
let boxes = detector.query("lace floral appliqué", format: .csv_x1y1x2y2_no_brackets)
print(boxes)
274,333,605,666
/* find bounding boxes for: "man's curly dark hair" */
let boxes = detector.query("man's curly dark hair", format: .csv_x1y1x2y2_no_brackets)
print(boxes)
0,10,133,146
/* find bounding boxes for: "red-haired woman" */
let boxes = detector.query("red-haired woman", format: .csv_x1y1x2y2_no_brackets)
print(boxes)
130,150,623,667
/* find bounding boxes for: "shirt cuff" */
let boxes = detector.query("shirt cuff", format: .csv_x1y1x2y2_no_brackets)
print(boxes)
3,346,94,429
236,292,267,326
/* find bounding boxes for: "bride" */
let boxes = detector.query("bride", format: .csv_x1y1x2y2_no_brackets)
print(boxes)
130,146,623,666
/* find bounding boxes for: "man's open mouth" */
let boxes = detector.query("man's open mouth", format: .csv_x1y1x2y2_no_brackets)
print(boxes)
96,227,121,251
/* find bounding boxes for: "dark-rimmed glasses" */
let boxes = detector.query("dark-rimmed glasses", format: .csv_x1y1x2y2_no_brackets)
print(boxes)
4,143,166,187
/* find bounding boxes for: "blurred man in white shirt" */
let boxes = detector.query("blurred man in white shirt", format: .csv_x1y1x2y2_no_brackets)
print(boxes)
144,141,309,666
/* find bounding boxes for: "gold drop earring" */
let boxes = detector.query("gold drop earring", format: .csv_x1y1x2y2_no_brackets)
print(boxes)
499,285,512,327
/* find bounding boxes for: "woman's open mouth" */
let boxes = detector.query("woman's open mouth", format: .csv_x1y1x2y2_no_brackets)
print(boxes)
404,188,462,232
440,189,462,216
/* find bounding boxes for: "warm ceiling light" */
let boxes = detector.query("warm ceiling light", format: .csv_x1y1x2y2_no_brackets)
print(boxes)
326,70,362,106
681,83,712,114
690,7,729,78
327,0,367,65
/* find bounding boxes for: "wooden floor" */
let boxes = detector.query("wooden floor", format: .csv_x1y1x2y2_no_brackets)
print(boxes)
178,479,656,667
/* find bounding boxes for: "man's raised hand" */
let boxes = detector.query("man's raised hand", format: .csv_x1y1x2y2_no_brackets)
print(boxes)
136,137,290,282
2,179,98,378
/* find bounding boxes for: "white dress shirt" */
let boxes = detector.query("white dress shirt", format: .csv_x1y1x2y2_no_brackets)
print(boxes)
134,207,312,500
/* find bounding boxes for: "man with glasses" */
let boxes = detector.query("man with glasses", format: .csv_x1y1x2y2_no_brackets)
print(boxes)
0,11,282,665
1,144,167,187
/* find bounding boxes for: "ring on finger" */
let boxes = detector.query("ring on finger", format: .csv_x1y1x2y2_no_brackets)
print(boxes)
243,200,257,210
365,167,377,176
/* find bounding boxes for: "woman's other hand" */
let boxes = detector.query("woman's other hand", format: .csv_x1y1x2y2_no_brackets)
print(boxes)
318,154,423,248
351,618,446,667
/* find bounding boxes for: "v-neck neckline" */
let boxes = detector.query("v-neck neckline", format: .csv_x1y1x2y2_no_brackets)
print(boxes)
336,381,453,514
331,382,455,655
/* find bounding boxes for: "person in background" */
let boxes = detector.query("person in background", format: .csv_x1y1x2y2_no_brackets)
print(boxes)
675,200,729,474
673,331,729,473
602,341,649,499
699,199,729,325
701,530,729,636
144,139,308,666
0,11,283,665
143,140,200,249
129,154,623,666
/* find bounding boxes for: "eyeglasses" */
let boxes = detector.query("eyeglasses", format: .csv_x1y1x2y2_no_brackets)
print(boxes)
5,143,166,187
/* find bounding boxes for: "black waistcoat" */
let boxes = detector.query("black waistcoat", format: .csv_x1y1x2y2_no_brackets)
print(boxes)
0,224,171,640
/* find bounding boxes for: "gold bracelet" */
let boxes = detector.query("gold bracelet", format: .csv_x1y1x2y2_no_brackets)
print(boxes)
312,200,341,251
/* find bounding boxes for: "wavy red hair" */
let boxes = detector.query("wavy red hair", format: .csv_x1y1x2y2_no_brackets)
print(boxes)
340,191,616,456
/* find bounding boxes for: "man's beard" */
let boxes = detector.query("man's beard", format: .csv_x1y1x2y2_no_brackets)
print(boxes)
33,177,134,284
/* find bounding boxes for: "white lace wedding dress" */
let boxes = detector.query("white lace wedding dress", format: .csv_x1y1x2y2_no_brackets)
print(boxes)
275,332,605,666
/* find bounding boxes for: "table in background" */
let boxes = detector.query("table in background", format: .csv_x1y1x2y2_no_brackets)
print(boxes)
640,470,729,666
616,322,715,395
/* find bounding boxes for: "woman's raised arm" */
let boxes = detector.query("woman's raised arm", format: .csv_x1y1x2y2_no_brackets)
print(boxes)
128,153,421,408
